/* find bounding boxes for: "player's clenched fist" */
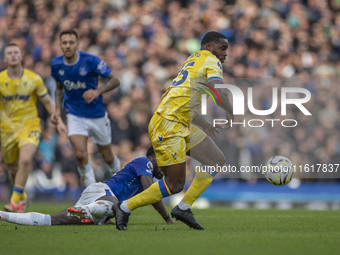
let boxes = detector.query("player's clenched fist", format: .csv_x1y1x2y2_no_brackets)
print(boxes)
83,89,100,103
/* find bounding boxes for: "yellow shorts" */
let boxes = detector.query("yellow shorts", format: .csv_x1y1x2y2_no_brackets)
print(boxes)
148,113,206,167
1,123,41,164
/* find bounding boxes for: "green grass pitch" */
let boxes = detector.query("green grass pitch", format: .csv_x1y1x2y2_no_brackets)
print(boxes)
1,202,339,255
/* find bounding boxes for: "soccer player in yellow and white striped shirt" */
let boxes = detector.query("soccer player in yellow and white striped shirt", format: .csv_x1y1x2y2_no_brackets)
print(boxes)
0,43,66,212
115,31,233,230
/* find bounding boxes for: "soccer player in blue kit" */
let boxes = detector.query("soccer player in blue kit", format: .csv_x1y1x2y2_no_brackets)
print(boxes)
51,30,121,186
0,147,175,226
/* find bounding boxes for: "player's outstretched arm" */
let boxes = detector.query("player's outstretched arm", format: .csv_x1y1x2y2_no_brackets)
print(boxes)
140,175,175,224
83,73,120,103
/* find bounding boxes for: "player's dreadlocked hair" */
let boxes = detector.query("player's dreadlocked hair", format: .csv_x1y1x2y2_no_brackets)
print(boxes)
201,31,227,46
146,146,155,157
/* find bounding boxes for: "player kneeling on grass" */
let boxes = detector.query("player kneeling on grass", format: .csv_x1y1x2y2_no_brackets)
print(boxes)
0,147,175,226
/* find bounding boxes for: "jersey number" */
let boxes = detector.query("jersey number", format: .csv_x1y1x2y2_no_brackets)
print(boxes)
172,61,195,86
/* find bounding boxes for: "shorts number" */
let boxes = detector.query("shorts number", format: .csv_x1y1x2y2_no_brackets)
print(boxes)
28,130,40,141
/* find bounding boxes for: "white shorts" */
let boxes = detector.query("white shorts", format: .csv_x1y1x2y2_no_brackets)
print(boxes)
75,182,116,207
67,113,111,145
75,182,117,225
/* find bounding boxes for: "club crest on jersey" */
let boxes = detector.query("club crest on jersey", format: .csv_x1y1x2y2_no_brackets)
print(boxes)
79,67,88,76
59,69,65,76
146,161,153,174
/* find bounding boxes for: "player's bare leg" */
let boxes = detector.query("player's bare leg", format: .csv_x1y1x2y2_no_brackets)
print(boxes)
172,136,226,229
51,210,84,225
161,163,186,194
7,163,17,184
97,143,121,175
160,163,203,230
4,143,37,212
185,135,226,202
0,195,118,226
4,163,18,212
189,136,226,167
116,163,186,230
69,134,89,167
69,135,95,186
16,143,37,188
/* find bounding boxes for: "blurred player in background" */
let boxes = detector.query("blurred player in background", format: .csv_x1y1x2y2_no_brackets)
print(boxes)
0,147,175,226
51,30,121,186
0,43,67,212
115,31,233,230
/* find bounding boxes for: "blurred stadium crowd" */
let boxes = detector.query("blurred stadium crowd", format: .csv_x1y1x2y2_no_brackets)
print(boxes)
0,0,339,201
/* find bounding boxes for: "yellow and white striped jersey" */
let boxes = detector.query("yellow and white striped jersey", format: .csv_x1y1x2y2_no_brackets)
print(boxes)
0,69,47,132
156,50,223,126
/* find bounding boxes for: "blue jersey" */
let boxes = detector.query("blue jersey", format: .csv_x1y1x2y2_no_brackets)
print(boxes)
51,51,112,118
105,157,154,201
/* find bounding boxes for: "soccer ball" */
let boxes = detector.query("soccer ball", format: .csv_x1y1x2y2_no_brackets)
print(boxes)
263,156,294,186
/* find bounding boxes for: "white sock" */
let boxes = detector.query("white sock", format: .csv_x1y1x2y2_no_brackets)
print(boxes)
107,155,121,175
78,164,96,186
0,211,51,226
84,200,114,216
178,200,191,210
120,201,131,213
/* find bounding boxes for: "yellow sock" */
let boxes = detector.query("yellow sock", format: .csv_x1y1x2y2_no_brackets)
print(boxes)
21,191,27,201
127,179,172,211
182,168,214,206
10,185,25,204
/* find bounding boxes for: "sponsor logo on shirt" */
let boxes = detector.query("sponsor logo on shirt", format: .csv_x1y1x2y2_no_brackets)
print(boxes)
63,80,86,90
2,95,30,101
